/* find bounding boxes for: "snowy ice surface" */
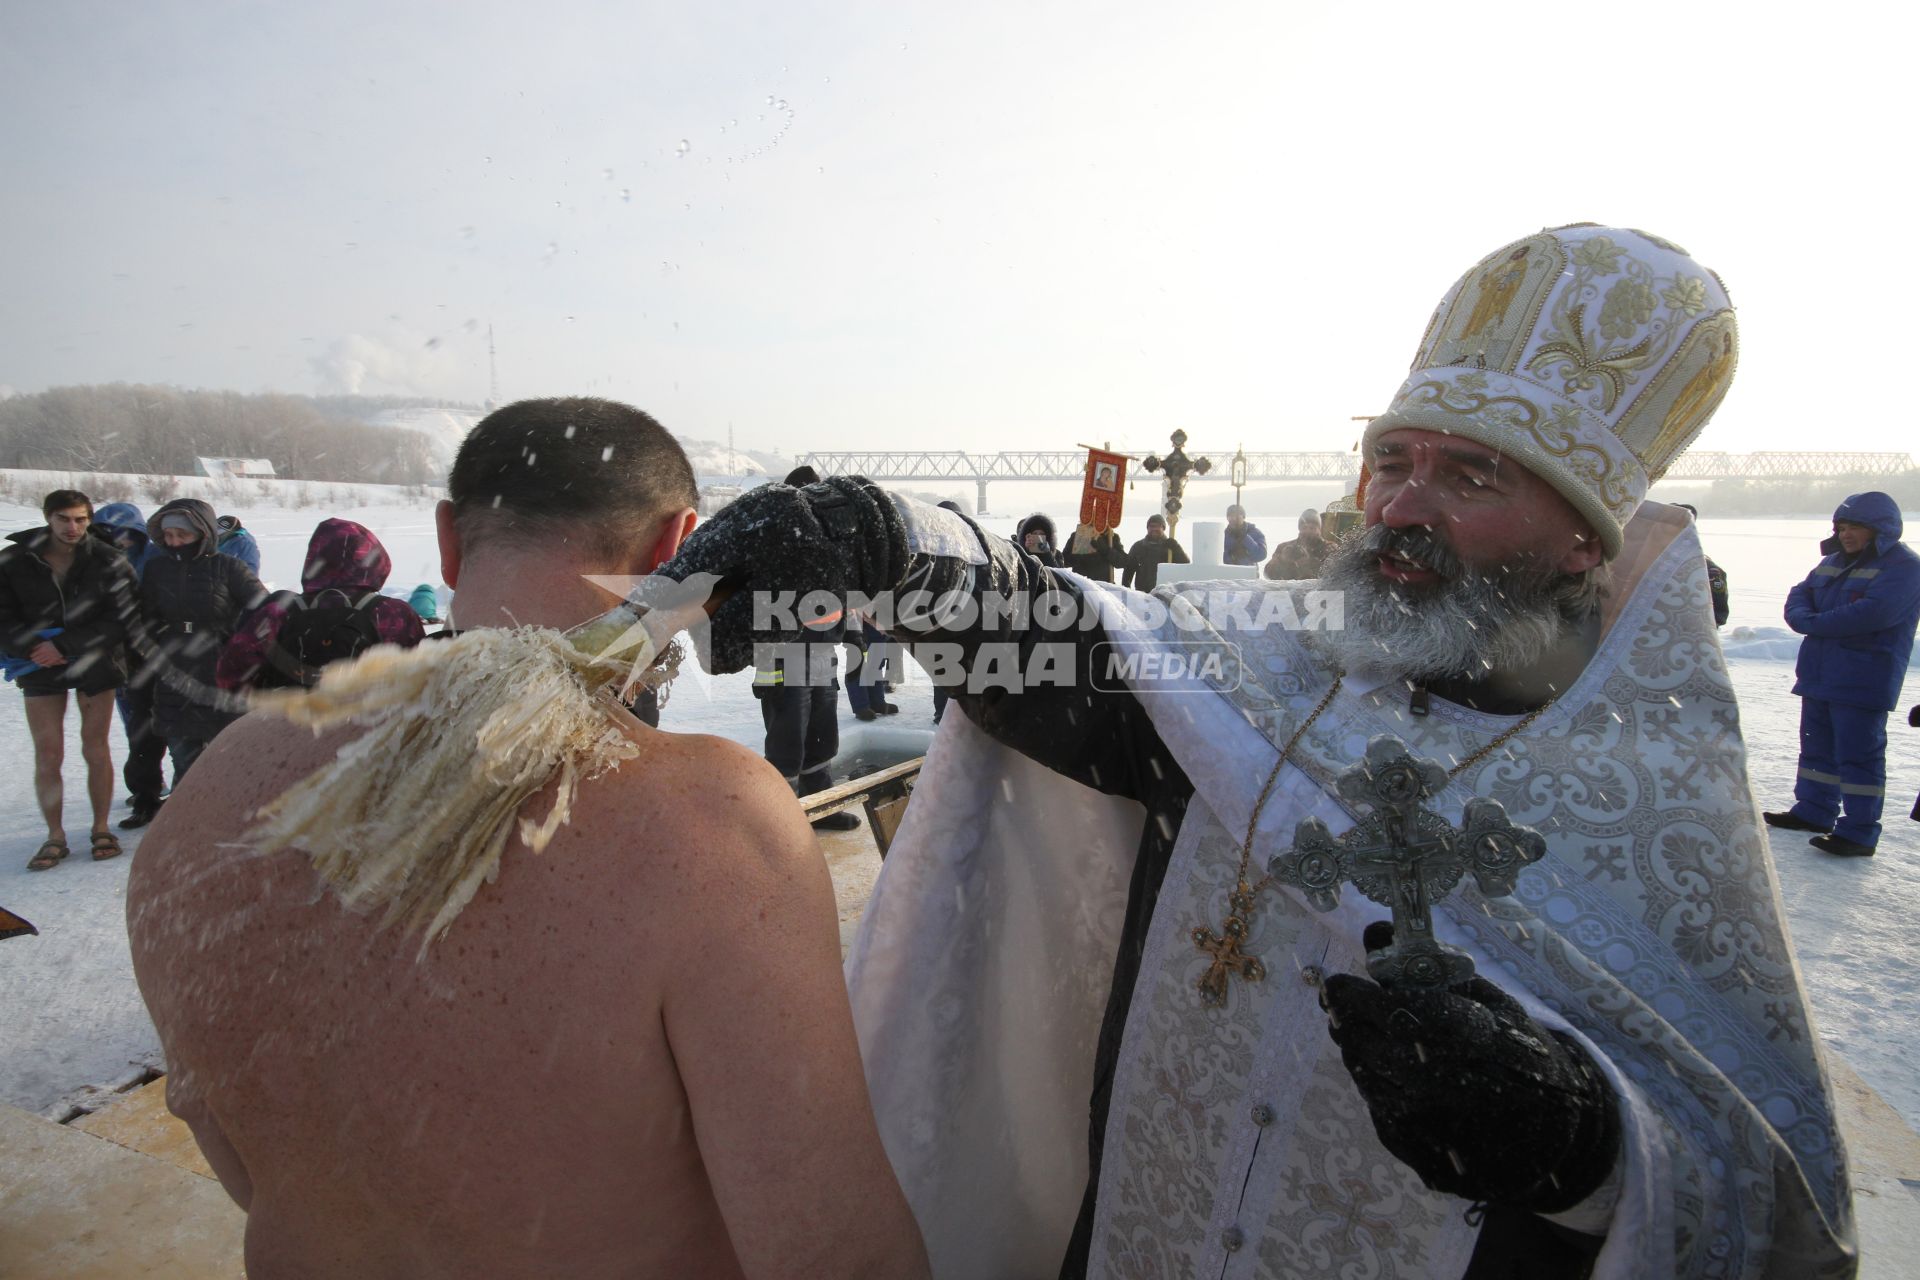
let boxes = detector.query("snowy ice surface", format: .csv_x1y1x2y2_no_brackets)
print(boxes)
1,497,1916,1137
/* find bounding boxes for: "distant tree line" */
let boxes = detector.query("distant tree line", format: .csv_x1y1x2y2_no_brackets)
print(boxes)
0,384,461,484
1692,471,1920,517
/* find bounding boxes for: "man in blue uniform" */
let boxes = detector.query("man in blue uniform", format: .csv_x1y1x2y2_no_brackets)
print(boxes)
1767,491,1920,856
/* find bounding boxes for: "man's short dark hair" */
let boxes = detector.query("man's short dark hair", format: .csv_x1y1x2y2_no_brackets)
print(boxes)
448,397,698,562
1146,513,1166,529
43,488,92,519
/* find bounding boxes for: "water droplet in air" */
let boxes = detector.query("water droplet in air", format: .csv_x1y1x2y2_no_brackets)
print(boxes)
564,425,576,439
600,168,614,180
619,188,630,201
424,337,440,350
766,95,775,106
674,139,690,157
459,225,476,238
602,446,615,461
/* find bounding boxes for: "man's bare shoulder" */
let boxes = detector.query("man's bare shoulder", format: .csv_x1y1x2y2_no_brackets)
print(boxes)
574,727,813,876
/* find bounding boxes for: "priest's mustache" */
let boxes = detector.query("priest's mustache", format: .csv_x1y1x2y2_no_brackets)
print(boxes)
1357,524,1467,584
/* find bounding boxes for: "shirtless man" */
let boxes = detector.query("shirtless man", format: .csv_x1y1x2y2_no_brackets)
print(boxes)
127,397,927,1280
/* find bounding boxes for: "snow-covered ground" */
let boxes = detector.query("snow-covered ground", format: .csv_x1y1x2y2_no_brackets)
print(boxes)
1,496,1917,1142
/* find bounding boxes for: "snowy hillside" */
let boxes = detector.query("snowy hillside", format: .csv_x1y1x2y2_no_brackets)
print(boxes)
369,406,485,465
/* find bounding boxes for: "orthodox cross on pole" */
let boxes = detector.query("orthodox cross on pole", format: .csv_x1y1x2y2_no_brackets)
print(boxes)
1267,735,1547,990
1140,429,1211,540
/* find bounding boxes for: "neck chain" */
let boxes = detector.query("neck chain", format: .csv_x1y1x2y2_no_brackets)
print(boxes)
1191,674,1557,1007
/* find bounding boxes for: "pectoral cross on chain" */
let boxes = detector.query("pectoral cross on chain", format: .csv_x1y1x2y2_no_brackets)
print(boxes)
1190,882,1267,1007
1267,735,1547,990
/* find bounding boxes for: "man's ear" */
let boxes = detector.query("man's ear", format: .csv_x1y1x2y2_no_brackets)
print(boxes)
435,500,462,589
642,507,699,572
1555,527,1605,576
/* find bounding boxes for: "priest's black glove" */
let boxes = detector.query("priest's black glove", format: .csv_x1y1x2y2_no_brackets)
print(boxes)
1320,922,1620,1213
646,476,908,675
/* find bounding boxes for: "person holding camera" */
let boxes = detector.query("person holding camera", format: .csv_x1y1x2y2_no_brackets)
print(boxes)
1015,513,1064,569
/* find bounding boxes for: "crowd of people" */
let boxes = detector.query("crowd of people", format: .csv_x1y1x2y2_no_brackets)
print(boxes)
13,224,1920,1278
1,492,443,867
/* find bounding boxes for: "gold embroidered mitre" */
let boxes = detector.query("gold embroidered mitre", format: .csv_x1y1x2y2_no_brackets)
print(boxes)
1364,224,1737,559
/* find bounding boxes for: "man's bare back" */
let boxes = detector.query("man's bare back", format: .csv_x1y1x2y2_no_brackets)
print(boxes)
128,703,926,1279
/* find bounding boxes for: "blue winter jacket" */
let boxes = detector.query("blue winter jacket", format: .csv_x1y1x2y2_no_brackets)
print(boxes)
218,524,261,574
1223,522,1269,567
92,502,157,578
1786,492,1920,711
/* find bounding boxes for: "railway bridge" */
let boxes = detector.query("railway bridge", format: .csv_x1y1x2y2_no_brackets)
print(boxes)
794,449,1918,514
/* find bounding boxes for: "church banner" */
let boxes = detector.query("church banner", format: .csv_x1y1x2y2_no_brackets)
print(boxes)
1079,449,1128,532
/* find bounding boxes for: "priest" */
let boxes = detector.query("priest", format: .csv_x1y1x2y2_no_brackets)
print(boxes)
635,225,1855,1278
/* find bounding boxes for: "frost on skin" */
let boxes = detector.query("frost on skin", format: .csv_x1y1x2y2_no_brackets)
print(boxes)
244,627,656,955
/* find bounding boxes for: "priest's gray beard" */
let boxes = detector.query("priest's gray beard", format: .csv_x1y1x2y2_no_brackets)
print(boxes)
1306,524,1604,682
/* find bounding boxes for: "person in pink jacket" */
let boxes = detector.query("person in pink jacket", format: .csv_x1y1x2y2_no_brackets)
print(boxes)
216,518,425,691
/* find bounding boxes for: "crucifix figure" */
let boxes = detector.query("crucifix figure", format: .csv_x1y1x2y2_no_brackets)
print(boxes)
1190,881,1266,1007
1139,428,1211,540
1268,735,1547,990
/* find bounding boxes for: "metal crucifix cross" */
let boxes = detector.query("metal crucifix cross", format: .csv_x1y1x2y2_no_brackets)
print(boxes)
1267,735,1547,990
1190,881,1267,1007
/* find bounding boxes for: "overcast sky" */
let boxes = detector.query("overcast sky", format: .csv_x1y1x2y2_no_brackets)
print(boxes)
2,1,1909,460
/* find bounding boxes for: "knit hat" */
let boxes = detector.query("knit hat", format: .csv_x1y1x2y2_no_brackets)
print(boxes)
159,513,197,533
1364,224,1737,560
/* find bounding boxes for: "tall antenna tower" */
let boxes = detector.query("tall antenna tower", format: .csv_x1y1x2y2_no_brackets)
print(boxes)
487,323,500,408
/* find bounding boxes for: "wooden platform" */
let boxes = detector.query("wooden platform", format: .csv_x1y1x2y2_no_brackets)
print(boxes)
0,1081,243,1280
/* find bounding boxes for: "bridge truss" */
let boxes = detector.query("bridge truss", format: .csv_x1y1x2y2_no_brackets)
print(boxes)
797,449,1917,510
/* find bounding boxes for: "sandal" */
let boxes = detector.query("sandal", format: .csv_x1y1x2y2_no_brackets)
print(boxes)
28,840,69,871
90,831,123,862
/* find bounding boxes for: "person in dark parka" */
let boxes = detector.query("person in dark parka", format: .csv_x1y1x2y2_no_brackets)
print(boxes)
92,501,169,827
1121,513,1189,591
758,467,858,831
138,498,266,779
1060,522,1129,583
1765,491,1920,856
1015,513,1064,569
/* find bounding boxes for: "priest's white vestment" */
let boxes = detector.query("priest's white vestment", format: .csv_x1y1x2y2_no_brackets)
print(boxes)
845,505,1855,1279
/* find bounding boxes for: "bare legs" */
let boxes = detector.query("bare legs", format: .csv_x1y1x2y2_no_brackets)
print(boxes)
25,694,67,844
78,689,117,837
24,688,120,844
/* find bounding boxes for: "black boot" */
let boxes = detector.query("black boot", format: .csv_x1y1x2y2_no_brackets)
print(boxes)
1763,811,1829,834
798,768,860,832
1810,834,1875,857
119,797,164,831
